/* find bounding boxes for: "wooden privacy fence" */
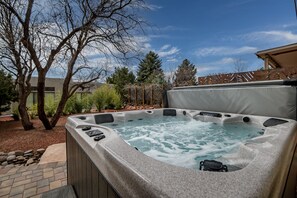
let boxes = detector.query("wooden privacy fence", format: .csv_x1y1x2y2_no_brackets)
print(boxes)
124,84,171,107
198,67,297,85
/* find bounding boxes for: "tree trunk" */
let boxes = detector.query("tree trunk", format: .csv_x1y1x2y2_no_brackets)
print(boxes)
37,71,52,130
18,103,33,130
50,58,74,127
50,94,68,127
17,79,34,130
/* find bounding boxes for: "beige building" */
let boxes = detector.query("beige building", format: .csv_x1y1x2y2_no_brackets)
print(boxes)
27,77,101,106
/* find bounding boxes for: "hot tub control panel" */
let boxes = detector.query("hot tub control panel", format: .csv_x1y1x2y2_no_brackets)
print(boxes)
82,127,106,141
94,134,105,141
86,129,103,137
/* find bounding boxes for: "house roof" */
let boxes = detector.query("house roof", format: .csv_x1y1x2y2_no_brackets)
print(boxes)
256,43,297,69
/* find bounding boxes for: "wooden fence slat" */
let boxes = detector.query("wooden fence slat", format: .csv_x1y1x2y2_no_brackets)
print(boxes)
124,84,168,108
198,68,297,85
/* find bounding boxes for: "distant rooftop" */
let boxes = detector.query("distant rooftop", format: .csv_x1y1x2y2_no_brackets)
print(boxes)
256,43,297,69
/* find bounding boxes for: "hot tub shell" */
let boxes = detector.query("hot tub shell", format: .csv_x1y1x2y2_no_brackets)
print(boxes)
66,109,297,198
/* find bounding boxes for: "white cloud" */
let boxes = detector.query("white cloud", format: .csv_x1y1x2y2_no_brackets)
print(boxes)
146,4,162,11
157,44,180,58
157,26,188,32
215,58,236,65
199,57,242,67
159,44,171,51
197,66,219,73
243,31,297,43
195,57,240,76
195,46,257,57
282,23,297,29
148,34,170,39
166,57,178,63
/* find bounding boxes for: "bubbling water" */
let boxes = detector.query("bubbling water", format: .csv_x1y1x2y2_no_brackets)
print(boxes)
103,116,264,169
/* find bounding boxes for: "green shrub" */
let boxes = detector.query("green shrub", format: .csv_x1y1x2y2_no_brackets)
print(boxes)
93,85,122,112
64,96,75,115
93,88,106,112
11,105,20,121
73,99,83,114
28,104,37,119
64,95,83,115
82,94,93,113
44,95,58,117
108,89,121,110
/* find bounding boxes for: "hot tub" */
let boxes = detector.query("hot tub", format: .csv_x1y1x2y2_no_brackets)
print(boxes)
65,108,297,198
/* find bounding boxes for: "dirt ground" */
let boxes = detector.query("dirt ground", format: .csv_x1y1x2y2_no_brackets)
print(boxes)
0,116,67,153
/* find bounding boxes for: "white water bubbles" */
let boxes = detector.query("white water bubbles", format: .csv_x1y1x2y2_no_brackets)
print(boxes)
103,116,263,169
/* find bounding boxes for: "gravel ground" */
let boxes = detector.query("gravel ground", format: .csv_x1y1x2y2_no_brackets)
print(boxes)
0,117,66,153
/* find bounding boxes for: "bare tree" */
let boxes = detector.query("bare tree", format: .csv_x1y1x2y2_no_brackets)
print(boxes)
0,2,34,130
0,0,146,129
233,58,248,73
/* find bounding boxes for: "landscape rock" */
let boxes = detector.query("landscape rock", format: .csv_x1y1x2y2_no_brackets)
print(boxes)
0,149,45,167
15,160,23,164
0,156,7,163
24,150,33,154
36,148,45,155
24,153,33,158
26,158,34,166
8,151,15,156
7,155,16,162
16,156,25,161
5,164,14,168
15,150,24,156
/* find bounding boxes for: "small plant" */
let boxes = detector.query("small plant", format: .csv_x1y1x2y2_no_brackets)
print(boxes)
93,88,106,112
108,89,121,110
28,104,37,119
93,85,122,112
44,94,58,117
64,95,83,115
11,105,20,121
73,99,83,114
64,96,75,115
82,94,93,113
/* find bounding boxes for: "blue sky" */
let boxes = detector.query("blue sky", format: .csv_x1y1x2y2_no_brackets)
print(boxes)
140,0,297,77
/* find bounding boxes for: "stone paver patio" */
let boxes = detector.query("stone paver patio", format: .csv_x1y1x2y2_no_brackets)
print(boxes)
0,162,67,198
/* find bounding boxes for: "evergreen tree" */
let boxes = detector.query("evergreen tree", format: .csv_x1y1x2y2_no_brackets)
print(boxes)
137,51,165,84
0,70,18,114
174,59,197,87
106,67,135,101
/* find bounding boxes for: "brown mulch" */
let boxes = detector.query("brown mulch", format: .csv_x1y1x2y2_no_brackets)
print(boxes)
0,117,67,153
0,106,160,153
